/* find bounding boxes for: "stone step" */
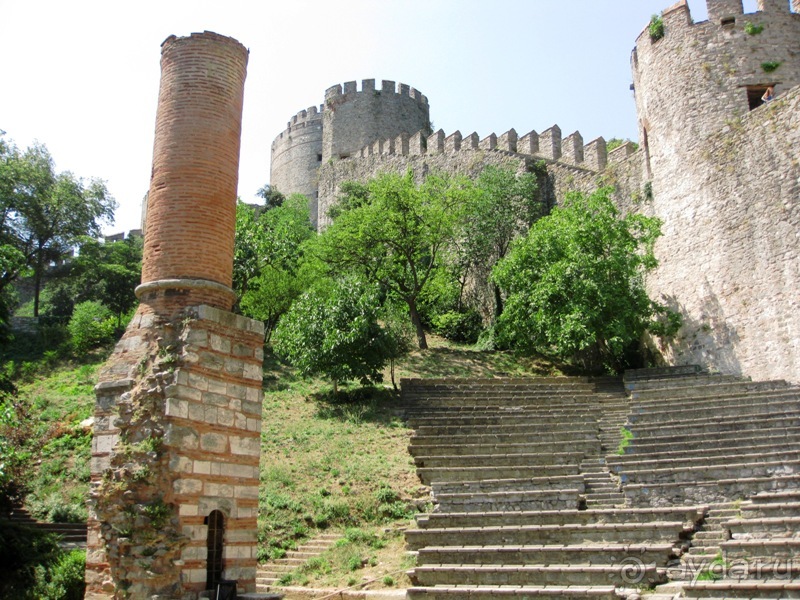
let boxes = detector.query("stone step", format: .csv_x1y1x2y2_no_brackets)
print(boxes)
741,501,800,518
616,426,800,453
419,465,580,485
618,459,800,486
433,488,584,513
682,580,800,598
624,373,741,391
406,584,620,599
405,521,692,550
416,543,680,566
623,473,800,506
721,538,800,560
412,422,600,437
410,563,665,587
626,413,800,440
410,440,601,458
411,430,599,447
432,474,586,496
408,410,597,429
623,365,704,381
724,516,800,538
415,506,707,529
627,392,800,423
627,379,791,401
751,490,800,504
608,441,800,465
415,451,585,469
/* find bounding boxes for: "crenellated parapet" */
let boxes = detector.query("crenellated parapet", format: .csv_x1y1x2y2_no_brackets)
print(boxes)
324,78,428,110
353,125,610,174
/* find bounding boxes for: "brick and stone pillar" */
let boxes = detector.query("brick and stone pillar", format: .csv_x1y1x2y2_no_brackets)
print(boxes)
86,32,263,600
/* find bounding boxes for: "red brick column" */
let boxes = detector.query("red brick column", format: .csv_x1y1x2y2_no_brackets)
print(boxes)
138,31,248,314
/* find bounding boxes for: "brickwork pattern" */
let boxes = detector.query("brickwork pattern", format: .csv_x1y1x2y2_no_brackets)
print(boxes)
141,32,248,312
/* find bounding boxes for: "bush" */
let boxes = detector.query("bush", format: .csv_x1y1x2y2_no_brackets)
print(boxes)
67,301,115,353
432,310,483,344
31,550,86,600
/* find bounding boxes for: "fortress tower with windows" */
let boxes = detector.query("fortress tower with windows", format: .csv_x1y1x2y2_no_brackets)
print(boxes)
270,0,800,384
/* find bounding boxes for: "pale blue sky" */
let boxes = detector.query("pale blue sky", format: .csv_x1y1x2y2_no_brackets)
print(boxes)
1,0,742,234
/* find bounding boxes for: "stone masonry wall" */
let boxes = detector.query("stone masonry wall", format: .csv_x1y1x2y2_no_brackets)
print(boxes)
641,85,799,381
86,306,264,599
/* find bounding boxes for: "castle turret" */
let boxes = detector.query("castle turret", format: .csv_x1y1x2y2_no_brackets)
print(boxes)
270,105,324,225
322,79,430,163
629,0,800,381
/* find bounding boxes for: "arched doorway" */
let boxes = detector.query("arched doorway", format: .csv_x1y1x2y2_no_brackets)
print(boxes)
205,510,225,590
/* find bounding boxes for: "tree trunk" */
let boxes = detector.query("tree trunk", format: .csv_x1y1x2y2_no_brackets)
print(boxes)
33,250,43,317
493,282,504,319
407,297,428,349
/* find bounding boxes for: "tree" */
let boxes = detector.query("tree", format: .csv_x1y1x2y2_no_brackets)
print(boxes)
234,195,315,339
455,165,544,318
0,139,116,316
493,187,677,372
272,277,395,393
42,236,142,327
255,184,286,211
316,170,468,349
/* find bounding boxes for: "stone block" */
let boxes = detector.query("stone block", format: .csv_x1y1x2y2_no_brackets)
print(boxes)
173,478,204,495
209,333,232,354
235,485,259,500
92,434,118,454
204,481,234,497
230,435,260,456
200,432,228,453
165,398,189,419
179,503,199,517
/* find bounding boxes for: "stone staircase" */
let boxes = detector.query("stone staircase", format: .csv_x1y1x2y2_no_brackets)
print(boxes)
400,376,705,599
3,504,87,548
256,532,341,591
617,367,800,599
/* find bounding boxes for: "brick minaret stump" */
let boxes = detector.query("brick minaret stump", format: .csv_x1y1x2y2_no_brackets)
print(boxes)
85,32,264,600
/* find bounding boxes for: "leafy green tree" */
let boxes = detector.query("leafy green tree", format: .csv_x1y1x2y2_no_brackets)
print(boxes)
67,301,116,353
454,165,543,318
234,195,315,338
272,277,396,393
256,184,286,211
42,236,142,327
0,138,116,316
493,187,676,372
317,170,468,349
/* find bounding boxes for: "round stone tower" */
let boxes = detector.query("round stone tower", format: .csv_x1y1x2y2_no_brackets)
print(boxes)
138,31,249,315
270,105,324,223
632,0,800,178
322,78,429,162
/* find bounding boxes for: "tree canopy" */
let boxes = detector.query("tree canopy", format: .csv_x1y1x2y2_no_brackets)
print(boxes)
0,136,116,317
316,170,470,349
493,186,677,372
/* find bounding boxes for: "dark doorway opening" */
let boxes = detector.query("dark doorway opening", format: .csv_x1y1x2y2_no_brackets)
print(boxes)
205,510,225,590
747,85,774,110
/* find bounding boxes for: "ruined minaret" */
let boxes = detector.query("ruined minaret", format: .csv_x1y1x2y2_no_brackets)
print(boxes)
85,32,264,599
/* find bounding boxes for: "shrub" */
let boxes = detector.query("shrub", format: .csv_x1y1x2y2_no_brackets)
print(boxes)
432,310,483,344
649,14,665,41
67,301,115,353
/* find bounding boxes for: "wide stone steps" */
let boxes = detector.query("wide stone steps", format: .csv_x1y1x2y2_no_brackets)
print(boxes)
627,379,791,401
614,428,800,457
681,580,800,598
623,473,800,506
617,458,800,485
623,373,742,392
625,413,800,439
410,440,601,458
4,506,87,546
418,464,579,485
432,474,586,495
433,488,585,513
607,442,800,465
410,430,600,447
415,507,707,529
627,391,800,423
406,521,691,549
406,584,620,599
410,564,663,587
412,422,600,437
408,414,599,428
416,543,681,566
256,532,341,590
414,451,585,469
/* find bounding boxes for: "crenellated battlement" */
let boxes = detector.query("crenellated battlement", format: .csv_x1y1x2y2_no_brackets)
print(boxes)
353,125,610,173
324,78,429,108
272,104,324,143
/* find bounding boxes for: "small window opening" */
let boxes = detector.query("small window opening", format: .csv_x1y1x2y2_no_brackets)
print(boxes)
205,510,225,590
338,153,350,160
721,16,736,26
317,154,322,162
642,127,652,179
746,85,774,110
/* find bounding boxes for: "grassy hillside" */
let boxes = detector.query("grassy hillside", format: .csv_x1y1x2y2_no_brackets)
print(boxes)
7,334,563,591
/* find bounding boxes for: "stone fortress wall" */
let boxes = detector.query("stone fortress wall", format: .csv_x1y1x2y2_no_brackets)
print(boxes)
269,0,800,384
628,0,800,382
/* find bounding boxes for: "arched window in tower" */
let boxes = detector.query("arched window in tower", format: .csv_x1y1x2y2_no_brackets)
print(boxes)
205,510,225,590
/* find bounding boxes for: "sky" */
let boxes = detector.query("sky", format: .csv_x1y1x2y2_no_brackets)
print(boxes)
0,0,731,236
